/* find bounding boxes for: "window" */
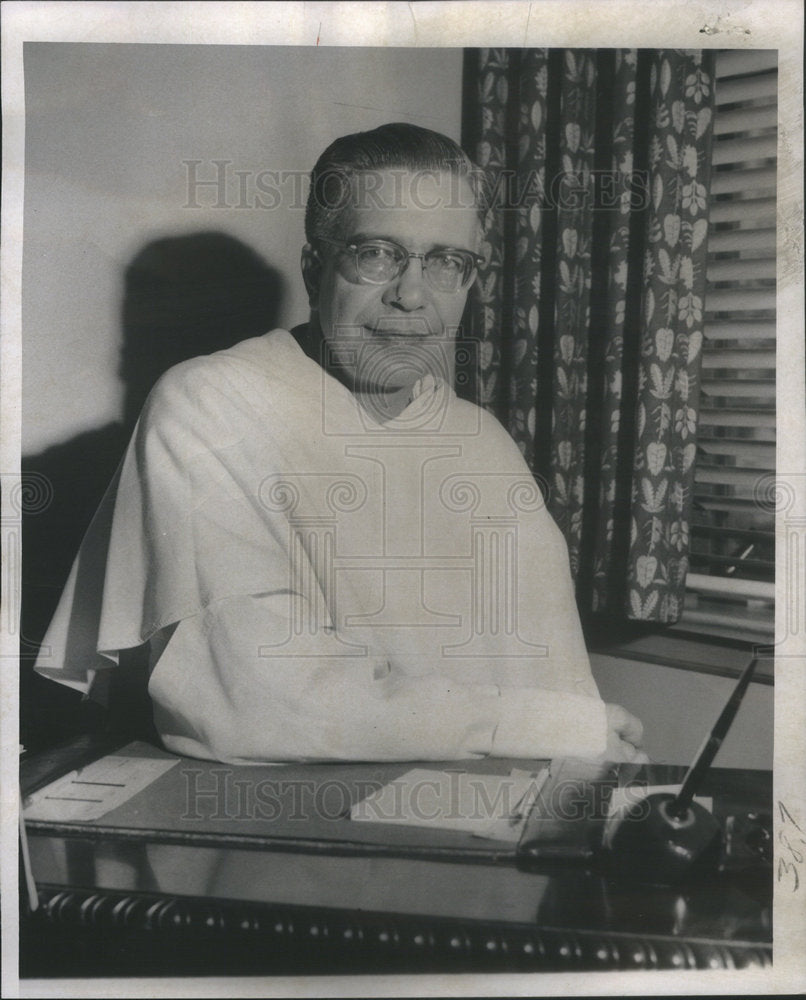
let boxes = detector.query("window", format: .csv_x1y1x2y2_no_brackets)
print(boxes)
682,49,777,642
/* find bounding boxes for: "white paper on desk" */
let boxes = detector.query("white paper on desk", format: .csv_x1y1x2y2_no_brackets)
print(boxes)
350,767,549,843
23,755,179,822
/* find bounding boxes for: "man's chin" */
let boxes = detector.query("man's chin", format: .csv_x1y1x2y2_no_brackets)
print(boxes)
358,341,452,385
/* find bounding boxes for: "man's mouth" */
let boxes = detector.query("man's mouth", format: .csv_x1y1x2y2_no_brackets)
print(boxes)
372,329,432,339
369,324,442,341
366,317,436,340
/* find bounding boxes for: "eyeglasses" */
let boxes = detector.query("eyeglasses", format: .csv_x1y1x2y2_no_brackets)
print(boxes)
316,236,484,294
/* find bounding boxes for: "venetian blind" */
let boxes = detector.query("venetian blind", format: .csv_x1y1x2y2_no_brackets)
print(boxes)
684,49,777,637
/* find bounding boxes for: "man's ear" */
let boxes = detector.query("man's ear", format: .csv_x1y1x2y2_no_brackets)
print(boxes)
301,244,321,307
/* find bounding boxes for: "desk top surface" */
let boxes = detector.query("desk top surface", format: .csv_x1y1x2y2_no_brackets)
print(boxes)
22,736,773,953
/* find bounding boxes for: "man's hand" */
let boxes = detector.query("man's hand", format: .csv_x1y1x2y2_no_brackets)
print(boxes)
603,703,649,764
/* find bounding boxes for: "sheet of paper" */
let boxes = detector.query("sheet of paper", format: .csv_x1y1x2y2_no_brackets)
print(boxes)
23,755,179,822
350,766,549,842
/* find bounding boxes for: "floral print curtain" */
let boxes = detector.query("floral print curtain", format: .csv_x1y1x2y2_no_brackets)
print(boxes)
463,48,716,623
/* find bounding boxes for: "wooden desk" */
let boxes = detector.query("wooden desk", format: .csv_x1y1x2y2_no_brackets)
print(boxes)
20,737,772,977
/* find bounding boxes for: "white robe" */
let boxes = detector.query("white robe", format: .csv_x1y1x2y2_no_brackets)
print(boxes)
35,330,607,763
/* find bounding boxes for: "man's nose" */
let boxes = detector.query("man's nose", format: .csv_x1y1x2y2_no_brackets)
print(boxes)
383,257,427,310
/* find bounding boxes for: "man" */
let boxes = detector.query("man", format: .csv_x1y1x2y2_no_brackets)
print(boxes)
35,123,644,764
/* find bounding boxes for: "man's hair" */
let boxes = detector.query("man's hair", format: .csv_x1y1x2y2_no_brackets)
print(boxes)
304,122,488,245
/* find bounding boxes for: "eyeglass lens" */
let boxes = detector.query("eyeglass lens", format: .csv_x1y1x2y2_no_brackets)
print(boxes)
354,242,473,292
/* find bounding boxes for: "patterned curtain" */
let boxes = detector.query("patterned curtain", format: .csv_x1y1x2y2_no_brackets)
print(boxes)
463,48,716,623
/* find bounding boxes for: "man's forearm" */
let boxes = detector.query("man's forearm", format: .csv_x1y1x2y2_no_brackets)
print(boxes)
149,593,608,764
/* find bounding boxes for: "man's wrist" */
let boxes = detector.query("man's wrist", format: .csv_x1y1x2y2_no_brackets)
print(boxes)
491,687,608,759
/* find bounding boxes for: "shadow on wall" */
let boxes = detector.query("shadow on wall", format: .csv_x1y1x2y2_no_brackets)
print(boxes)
21,232,284,751
119,232,285,427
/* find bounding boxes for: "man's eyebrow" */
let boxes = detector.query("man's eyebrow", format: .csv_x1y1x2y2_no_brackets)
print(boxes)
346,231,393,244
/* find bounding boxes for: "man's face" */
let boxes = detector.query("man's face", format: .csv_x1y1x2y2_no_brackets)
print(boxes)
303,169,480,404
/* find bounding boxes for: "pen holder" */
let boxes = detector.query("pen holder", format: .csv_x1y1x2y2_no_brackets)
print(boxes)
603,792,723,886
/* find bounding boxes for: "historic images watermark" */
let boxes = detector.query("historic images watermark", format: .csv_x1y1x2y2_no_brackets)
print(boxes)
182,161,650,213
752,472,806,659
315,325,475,435
254,460,551,660
1,471,53,657
180,766,651,824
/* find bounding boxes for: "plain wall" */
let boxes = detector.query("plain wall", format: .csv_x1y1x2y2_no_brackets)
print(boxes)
22,43,464,453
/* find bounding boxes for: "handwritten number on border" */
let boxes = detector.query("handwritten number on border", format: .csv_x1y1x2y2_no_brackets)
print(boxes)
777,801,805,892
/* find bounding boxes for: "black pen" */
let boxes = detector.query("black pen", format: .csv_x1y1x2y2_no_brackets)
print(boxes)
668,657,759,818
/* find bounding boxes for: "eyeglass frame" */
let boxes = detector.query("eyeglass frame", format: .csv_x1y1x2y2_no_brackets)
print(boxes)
314,235,485,293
